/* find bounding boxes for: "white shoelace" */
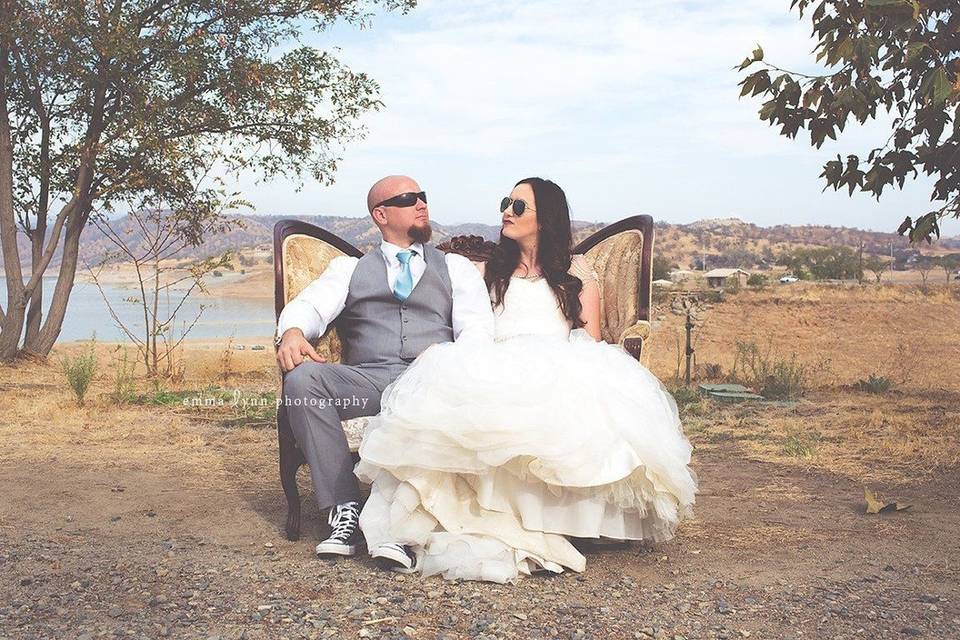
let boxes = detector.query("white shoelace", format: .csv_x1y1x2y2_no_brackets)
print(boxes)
326,501,359,541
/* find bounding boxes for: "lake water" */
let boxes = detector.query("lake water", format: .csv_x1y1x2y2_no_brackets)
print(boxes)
0,276,276,343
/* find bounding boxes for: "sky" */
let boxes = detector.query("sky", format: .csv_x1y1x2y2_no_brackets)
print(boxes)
226,0,956,236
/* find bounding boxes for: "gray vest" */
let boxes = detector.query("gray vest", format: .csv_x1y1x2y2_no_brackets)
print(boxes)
335,243,454,366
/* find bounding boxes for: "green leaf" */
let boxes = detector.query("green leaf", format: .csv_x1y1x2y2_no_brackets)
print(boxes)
753,44,764,62
802,85,822,109
904,42,925,63
931,67,952,106
759,100,778,121
909,212,942,244
897,217,913,236
751,71,772,96
918,68,937,98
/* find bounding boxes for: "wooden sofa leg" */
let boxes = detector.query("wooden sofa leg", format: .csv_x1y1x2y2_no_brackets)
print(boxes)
277,404,305,541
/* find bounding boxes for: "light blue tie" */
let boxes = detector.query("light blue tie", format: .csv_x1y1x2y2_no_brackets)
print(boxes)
393,249,416,301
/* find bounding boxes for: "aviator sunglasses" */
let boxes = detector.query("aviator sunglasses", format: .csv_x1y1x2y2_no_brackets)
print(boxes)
500,197,536,217
374,191,427,209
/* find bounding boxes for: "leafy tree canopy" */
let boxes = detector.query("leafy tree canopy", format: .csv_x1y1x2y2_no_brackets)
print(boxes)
738,0,959,244
0,0,415,359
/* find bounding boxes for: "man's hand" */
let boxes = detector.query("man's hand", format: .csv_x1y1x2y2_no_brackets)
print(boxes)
276,328,326,373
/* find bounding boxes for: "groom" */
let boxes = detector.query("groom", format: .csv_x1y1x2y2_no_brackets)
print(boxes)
275,175,493,570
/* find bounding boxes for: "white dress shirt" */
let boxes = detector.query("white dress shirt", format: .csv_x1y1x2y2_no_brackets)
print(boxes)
276,239,494,344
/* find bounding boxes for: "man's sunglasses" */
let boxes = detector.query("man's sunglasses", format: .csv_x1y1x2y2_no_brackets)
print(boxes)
500,197,536,217
374,191,427,209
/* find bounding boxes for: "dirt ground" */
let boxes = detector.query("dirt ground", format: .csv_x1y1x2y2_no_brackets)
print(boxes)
2,283,960,639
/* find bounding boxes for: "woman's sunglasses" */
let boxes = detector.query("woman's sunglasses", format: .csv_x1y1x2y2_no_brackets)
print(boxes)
375,191,427,209
500,197,536,217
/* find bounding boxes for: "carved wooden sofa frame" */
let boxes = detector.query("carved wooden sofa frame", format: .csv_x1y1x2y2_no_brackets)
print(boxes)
272,215,654,540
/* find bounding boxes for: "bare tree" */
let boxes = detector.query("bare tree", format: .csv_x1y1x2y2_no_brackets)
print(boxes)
86,178,247,377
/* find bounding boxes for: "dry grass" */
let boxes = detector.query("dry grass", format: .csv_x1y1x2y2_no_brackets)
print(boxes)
682,388,960,484
4,282,958,494
647,282,960,392
748,480,816,503
681,519,818,549
20,338,279,387
0,342,281,494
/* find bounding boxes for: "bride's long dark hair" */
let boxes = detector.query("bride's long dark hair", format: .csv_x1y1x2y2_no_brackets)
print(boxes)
484,177,584,328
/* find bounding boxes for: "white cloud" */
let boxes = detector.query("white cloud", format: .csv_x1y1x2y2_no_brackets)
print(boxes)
227,0,948,234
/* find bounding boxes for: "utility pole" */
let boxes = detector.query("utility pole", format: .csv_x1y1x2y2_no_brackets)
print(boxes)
857,240,865,284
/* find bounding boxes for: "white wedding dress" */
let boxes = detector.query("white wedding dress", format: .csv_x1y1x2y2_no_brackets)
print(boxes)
355,270,699,584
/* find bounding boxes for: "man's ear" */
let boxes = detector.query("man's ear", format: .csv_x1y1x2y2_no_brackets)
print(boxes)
371,207,387,226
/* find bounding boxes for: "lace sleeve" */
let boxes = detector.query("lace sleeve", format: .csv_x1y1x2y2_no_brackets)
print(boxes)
570,254,599,286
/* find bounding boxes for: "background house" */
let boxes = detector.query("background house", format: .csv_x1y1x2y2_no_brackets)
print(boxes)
704,268,750,288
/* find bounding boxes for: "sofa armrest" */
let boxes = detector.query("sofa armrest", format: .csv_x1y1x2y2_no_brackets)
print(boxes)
618,320,651,361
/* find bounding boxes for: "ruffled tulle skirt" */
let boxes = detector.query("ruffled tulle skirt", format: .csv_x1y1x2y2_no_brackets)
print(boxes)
355,329,699,583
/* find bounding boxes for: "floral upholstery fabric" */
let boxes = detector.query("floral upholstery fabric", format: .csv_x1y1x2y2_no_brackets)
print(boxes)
282,234,348,362
582,230,646,345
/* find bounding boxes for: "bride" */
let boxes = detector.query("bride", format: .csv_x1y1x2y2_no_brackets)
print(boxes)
355,177,699,583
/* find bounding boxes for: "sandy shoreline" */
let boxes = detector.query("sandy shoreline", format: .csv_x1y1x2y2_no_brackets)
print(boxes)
50,262,277,300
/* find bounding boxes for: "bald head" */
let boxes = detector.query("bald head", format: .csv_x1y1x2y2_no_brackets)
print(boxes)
367,175,420,214
366,174,431,246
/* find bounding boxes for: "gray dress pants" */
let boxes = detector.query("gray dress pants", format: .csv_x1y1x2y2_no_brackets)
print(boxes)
281,360,408,510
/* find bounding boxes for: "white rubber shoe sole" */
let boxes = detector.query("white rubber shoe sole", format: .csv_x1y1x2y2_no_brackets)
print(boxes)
315,541,357,557
370,543,418,573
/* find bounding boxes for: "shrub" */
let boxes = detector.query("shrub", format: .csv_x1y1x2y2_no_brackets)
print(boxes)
220,335,237,381
729,339,829,400
855,374,893,394
669,386,708,418
652,255,677,281
700,362,723,379
782,427,821,458
747,273,769,287
671,386,701,408
723,278,742,294
109,346,137,406
61,335,99,406
652,287,671,306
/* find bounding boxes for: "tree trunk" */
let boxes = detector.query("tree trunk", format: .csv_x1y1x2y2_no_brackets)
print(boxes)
0,49,26,362
23,122,51,346
23,248,45,345
23,207,87,356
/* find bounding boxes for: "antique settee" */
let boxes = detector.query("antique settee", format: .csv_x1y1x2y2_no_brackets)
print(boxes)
272,216,654,540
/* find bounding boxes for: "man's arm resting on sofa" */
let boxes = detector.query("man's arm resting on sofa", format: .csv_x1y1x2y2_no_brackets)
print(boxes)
275,255,358,372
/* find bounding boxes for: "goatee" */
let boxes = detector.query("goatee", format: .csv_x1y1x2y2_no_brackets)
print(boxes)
409,222,433,244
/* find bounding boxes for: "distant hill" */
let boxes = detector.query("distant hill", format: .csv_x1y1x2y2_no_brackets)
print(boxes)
3,213,958,273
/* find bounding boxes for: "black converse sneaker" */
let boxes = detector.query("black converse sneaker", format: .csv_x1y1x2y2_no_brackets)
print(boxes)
315,501,361,557
370,542,419,573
